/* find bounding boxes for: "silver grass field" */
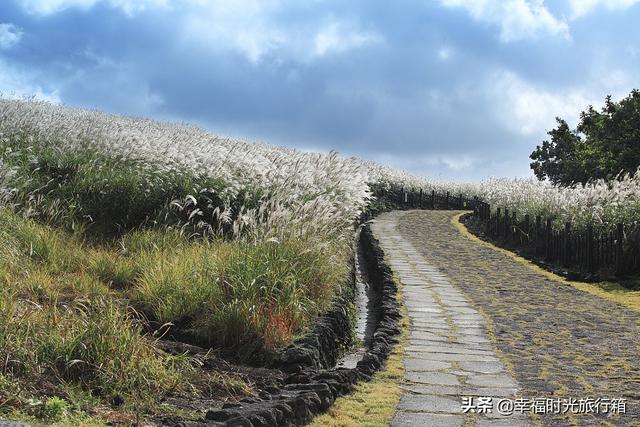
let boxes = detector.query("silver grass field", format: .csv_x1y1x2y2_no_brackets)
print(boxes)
0,98,639,424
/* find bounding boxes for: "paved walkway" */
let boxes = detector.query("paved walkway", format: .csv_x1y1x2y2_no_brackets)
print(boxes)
373,210,640,426
373,212,528,427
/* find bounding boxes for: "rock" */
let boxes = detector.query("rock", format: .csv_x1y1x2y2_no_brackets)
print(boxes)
205,409,242,422
222,402,243,409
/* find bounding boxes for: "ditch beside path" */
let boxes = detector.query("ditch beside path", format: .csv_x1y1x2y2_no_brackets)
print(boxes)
372,210,640,427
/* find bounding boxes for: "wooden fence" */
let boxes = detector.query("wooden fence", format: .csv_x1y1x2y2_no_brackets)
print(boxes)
384,187,640,277
379,186,478,211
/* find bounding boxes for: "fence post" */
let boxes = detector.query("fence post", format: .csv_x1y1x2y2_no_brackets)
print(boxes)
419,189,423,209
586,225,594,273
504,208,509,240
485,204,490,232
512,211,516,241
524,214,530,245
535,216,542,253
459,193,463,209
446,191,450,209
564,222,571,266
545,218,552,260
616,223,624,276
496,208,501,238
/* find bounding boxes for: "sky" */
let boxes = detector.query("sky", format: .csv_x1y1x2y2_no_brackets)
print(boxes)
0,0,639,181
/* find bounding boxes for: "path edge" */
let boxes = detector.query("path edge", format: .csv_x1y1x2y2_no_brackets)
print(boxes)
452,212,640,314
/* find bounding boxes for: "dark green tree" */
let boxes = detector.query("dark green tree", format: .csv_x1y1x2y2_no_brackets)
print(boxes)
530,89,640,185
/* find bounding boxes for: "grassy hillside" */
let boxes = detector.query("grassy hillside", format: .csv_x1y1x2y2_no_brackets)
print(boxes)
2,98,638,424
0,99,369,423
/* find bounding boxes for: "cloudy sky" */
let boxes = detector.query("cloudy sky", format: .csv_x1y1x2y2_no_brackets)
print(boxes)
0,0,638,181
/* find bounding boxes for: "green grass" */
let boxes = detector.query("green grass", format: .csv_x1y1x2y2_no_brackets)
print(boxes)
0,131,354,424
132,230,349,356
0,205,350,423
0,131,233,236
0,211,191,419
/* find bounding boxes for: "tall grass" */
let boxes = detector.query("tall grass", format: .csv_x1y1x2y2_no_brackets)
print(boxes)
0,212,192,413
130,230,349,355
2,97,638,423
476,174,640,232
0,206,348,420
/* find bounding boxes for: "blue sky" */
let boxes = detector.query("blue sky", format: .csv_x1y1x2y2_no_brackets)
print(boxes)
0,0,638,181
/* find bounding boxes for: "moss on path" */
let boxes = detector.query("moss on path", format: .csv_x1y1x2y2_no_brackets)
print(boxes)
397,210,640,426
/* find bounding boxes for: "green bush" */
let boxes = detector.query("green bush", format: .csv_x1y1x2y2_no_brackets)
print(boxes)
41,396,69,421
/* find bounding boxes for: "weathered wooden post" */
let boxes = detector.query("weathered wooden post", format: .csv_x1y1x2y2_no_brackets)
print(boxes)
504,208,509,240
545,218,552,260
564,222,571,266
616,223,624,276
419,188,423,209
586,225,594,272
459,193,463,209
536,215,542,253
446,191,450,209
485,204,491,232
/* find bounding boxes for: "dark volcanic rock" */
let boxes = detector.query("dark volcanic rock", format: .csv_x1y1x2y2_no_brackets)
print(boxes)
198,224,401,426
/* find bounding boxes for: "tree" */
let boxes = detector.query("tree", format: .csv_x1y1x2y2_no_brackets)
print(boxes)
530,89,640,186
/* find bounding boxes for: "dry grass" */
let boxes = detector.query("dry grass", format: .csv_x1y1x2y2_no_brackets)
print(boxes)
0,208,345,423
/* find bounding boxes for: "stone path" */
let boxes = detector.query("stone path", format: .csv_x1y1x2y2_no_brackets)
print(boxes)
374,210,640,426
372,212,529,427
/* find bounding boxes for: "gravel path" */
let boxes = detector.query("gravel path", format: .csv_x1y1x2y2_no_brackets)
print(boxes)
373,210,640,426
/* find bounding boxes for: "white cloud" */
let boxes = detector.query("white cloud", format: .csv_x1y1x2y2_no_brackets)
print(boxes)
181,1,285,64
488,69,636,137
441,155,477,171
16,0,168,16
0,23,23,49
0,58,60,102
373,153,478,174
437,46,453,61
439,0,569,42
491,70,593,135
568,0,640,18
16,1,381,64
182,2,381,64
313,22,379,57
